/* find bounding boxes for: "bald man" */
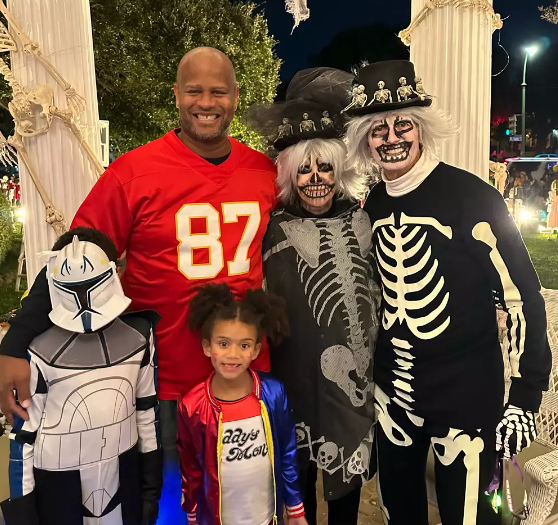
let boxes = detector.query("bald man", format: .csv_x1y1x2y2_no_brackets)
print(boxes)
0,47,277,524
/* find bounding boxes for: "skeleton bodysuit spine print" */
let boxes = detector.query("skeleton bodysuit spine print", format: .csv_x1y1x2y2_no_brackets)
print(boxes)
284,211,374,405
273,207,379,485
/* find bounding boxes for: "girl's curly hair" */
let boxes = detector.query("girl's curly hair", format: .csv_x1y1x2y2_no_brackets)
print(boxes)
188,283,289,345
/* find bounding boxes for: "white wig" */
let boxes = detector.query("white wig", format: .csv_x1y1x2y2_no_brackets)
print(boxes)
345,106,459,173
276,138,369,205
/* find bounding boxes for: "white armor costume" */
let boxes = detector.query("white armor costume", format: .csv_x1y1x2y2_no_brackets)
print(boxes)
1,235,162,525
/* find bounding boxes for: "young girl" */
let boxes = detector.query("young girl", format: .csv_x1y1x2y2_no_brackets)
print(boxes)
177,283,308,525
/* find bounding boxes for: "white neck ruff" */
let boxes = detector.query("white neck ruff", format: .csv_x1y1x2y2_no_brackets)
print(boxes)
381,154,440,197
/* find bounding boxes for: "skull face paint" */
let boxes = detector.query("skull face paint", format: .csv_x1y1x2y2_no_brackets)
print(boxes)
368,115,421,179
297,158,335,214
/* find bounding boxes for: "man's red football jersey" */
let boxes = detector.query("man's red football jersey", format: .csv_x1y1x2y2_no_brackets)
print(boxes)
72,131,277,399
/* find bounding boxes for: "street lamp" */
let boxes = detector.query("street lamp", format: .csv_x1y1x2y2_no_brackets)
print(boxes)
521,45,538,156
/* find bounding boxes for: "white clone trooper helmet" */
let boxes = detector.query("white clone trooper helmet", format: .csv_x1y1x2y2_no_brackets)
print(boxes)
42,235,131,333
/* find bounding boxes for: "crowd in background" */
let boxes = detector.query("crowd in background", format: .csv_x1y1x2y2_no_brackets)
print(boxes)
0,175,20,207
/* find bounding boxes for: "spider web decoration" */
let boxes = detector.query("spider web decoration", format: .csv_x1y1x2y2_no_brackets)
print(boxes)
540,2,558,24
285,0,310,32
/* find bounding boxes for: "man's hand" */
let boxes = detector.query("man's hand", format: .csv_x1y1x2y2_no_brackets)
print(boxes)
0,355,31,424
496,404,537,459
288,517,309,525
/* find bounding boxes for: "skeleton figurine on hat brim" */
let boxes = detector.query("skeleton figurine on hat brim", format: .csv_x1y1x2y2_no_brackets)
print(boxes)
248,69,381,508
344,60,549,524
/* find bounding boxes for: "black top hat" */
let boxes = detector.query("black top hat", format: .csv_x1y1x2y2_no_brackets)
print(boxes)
345,60,432,117
244,67,353,152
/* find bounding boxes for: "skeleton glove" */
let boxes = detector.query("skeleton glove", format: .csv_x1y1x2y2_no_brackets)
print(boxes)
495,404,537,459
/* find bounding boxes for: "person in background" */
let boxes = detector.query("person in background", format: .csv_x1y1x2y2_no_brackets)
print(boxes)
178,283,307,525
0,46,277,524
0,227,162,525
14,177,20,206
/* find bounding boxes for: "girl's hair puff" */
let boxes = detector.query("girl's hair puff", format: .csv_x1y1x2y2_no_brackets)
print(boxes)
188,283,289,345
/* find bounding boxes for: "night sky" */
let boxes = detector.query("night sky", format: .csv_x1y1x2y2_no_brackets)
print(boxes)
256,0,557,80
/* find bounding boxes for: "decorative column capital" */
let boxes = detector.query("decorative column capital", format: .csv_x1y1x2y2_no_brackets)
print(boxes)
399,0,502,46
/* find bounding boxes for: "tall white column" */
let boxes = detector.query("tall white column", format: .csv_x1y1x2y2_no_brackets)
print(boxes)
406,1,500,181
8,0,100,284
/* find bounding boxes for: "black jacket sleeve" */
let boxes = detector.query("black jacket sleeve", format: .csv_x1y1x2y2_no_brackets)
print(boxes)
462,179,551,412
0,267,53,359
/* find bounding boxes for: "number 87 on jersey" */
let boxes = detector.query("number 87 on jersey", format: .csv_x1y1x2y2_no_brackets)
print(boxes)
176,202,262,280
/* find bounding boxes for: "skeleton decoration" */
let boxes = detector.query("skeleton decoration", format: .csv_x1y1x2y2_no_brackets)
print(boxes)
45,205,68,238
280,209,377,406
495,405,537,459
1,131,68,237
0,3,86,118
299,113,316,133
0,134,17,167
414,77,428,101
0,57,54,138
296,421,374,484
278,117,294,138
0,20,15,53
397,77,414,102
0,2,105,239
489,161,508,195
49,106,104,178
342,85,367,113
370,80,393,105
320,110,334,130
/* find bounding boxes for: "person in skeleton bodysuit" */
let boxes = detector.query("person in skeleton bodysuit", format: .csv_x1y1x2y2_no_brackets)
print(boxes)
0,227,162,525
345,60,551,525
247,68,381,525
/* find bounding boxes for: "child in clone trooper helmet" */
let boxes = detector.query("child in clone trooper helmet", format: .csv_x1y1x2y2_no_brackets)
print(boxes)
0,227,163,525
246,68,381,525
177,283,308,525
345,60,551,524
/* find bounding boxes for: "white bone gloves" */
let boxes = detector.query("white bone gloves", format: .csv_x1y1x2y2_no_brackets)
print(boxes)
496,404,537,459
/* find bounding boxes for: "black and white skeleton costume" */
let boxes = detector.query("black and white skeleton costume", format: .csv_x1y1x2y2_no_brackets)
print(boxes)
248,68,381,523
264,200,380,500
345,60,551,525
1,236,163,525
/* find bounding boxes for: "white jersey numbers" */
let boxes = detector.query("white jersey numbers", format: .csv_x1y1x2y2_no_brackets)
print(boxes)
176,202,261,280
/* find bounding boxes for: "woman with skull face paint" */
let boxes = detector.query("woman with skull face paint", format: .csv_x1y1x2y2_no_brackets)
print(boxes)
345,60,551,525
246,68,381,525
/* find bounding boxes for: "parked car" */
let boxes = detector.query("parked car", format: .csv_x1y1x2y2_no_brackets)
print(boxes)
505,157,557,182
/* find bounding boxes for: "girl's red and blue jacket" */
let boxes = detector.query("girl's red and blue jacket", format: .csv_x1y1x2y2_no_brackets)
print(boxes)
177,369,305,525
